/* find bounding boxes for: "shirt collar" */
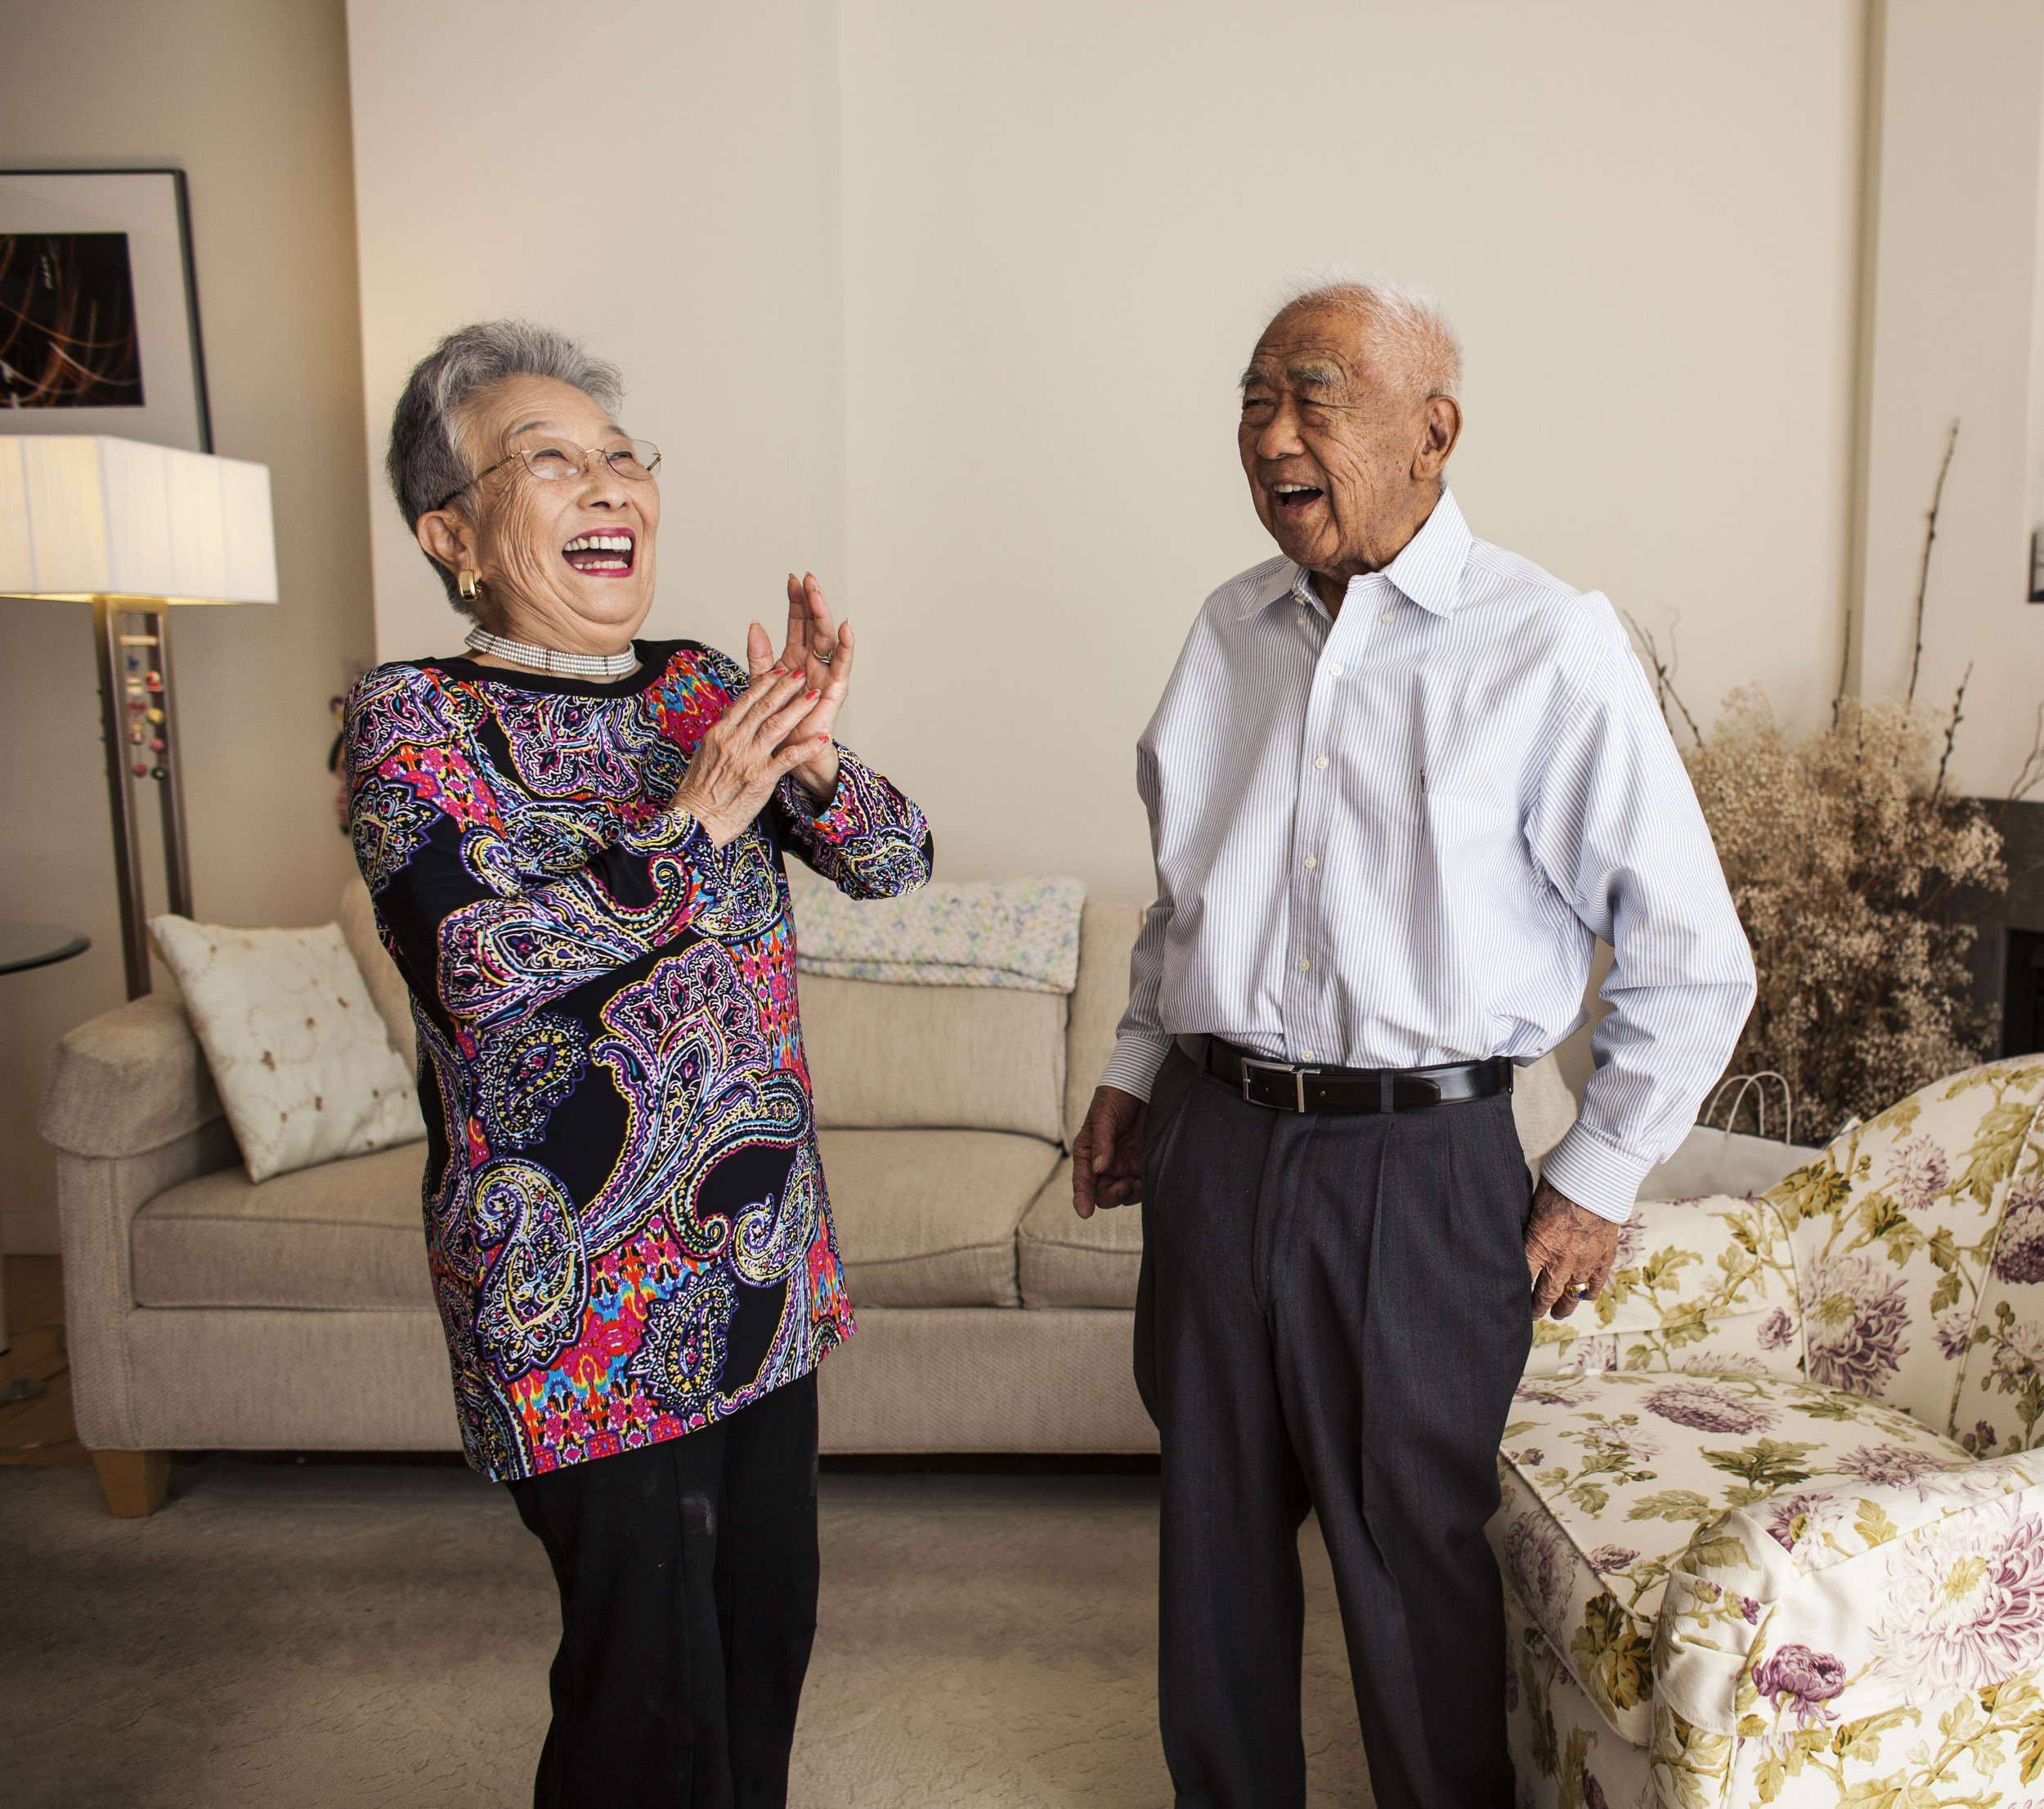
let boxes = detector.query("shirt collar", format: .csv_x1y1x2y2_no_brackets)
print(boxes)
1244,486,1473,621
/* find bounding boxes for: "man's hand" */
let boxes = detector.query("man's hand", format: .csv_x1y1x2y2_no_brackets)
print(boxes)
1072,1085,1145,1219
1524,1179,1623,1320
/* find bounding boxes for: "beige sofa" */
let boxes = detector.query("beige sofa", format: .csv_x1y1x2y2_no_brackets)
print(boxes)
43,878,1581,1518
43,882,1162,1515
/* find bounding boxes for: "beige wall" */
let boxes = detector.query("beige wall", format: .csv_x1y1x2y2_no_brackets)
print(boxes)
0,0,376,1253
352,1,1879,902
1853,0,2044,797
336,2,2042,1077
836,0,1869,900
344,0,845,676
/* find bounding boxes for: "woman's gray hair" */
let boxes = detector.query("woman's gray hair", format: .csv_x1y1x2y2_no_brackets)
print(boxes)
1268,268,1463,404
385,320,625,612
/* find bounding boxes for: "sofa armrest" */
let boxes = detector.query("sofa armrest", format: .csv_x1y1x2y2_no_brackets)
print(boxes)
39,990,222,1157
1651,1452,2044,1801
40,991,237,1452
1526,1192,1803,1381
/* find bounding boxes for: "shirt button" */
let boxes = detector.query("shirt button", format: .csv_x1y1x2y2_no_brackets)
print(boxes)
1303,854,1317,869
1328,662,1343,677
1379,611,1392,624
1298,956,1311,972
1300,1048,1316,1062
1313,755,1329,770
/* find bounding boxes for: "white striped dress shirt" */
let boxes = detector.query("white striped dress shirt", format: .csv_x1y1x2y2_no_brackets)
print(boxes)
1102,487,1755,1223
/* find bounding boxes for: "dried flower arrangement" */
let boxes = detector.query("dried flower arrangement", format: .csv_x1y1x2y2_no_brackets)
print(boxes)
1681,690,2004,1142
1632,424,2040,1144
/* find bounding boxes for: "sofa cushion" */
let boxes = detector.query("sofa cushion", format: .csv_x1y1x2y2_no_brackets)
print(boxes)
1063,900,1145,1147
131,1140,432,1310
818,1128,1060,1308
338,875,417,1071
1512,1052,1577,1173
1488,1369,1970,1745
799,976,1066,1142
1018,1158,1142,1308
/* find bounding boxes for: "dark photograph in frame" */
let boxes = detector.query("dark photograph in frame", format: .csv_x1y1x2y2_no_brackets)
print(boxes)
0,231,146,408
0,169,210,451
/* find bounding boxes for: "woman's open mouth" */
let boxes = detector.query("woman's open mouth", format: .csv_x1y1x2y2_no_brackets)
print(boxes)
562,532,635,576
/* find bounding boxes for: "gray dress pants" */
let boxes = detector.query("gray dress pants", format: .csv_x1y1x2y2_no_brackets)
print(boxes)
1134,1044,1532,1809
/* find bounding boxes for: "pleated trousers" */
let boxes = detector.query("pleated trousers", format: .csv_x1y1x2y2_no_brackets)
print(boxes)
1134,1044,1533,1809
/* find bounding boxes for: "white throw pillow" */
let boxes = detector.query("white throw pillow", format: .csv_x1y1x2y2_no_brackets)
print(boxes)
149,915,425,1183
1512,1052,1579,1172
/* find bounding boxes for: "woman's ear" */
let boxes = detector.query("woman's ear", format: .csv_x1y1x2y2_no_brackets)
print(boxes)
415,508,473,579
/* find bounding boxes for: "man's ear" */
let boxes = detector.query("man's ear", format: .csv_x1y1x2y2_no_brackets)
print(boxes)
415,508,473,581
1413,394,1464,479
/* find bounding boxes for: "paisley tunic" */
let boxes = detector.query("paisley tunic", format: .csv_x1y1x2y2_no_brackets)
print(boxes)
343,640,932,1480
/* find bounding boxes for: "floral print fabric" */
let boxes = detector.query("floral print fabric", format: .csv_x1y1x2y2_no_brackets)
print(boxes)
1495,1057,2044,1807
1773,1061,2044,1432
1507,1579,1655,1809
1493,1371,1970,1744
343,641,932,1482
1524,1193,1803,1385
1650,1455,2044,1807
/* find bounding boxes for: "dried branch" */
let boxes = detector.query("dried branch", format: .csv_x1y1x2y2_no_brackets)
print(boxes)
1930,664,1970,805
1907,418,1960,707
2009,699,2044,806
1620,607,1704,746
1832,608,1851,733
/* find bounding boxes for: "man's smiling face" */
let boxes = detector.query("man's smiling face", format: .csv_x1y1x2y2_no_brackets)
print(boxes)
1237,300,1450,588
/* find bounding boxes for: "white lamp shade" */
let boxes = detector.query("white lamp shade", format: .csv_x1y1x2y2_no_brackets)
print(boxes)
0,435,278,604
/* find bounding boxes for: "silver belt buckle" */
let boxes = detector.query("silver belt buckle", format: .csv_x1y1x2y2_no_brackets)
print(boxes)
1241,1057,1316,1113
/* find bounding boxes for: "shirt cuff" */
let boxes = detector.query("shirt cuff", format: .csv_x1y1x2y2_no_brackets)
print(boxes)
1536,1124,1651,1224
1100,1031,1172,1103
777,745,858,838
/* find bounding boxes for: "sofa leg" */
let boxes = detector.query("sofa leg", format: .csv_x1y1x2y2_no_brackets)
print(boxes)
92,1450,169,1518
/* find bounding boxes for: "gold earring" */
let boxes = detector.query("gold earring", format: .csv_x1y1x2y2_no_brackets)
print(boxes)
458,568,482,602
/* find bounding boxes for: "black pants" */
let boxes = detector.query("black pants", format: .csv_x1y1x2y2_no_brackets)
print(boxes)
1135,1048,1533,1809
504,1370,820,1809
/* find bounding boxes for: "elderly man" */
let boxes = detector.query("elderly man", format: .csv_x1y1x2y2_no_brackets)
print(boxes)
1072,277,1755,1808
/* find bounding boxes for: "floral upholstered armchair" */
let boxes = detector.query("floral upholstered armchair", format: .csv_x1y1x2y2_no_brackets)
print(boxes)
1493,1057,2044,1809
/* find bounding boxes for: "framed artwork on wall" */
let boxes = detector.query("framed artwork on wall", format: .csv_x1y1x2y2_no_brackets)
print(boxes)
0,168,212,452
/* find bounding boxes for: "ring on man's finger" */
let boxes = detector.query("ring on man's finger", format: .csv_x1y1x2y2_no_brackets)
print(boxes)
1571,1283,1593,1298
814,647,835,665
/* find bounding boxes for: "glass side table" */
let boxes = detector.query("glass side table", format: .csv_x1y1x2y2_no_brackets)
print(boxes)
0,924,91,1369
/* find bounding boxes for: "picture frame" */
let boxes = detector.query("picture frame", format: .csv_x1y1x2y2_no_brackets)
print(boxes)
0,168,212,453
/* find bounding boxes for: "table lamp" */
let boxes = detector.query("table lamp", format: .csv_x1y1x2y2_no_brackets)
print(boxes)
0,436,278,997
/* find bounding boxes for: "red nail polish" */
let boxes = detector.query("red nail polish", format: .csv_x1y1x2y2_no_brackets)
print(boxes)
806,689,818,701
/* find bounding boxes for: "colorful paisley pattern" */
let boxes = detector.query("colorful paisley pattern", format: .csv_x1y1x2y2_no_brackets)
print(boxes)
342,639,933,1480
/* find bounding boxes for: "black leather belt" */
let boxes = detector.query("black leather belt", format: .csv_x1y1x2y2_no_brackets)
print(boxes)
1180,1035,1513,1115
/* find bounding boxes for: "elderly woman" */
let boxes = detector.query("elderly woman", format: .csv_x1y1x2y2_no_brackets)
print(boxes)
343,321,930,1808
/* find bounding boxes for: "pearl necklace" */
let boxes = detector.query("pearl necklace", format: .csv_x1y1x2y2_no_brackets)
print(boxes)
464,626,639,680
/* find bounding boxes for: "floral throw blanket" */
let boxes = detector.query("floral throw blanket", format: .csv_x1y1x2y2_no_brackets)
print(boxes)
786,868,1086,993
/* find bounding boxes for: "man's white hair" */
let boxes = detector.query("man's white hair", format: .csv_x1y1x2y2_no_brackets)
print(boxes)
1266,267,1464,403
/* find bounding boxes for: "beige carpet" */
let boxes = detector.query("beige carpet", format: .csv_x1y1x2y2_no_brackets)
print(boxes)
2,1461,1374,1807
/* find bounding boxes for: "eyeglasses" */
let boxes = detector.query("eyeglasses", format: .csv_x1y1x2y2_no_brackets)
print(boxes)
432,438,661,511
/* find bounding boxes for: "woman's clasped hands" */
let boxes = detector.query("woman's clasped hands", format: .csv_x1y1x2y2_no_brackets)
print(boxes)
670,572,855,848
